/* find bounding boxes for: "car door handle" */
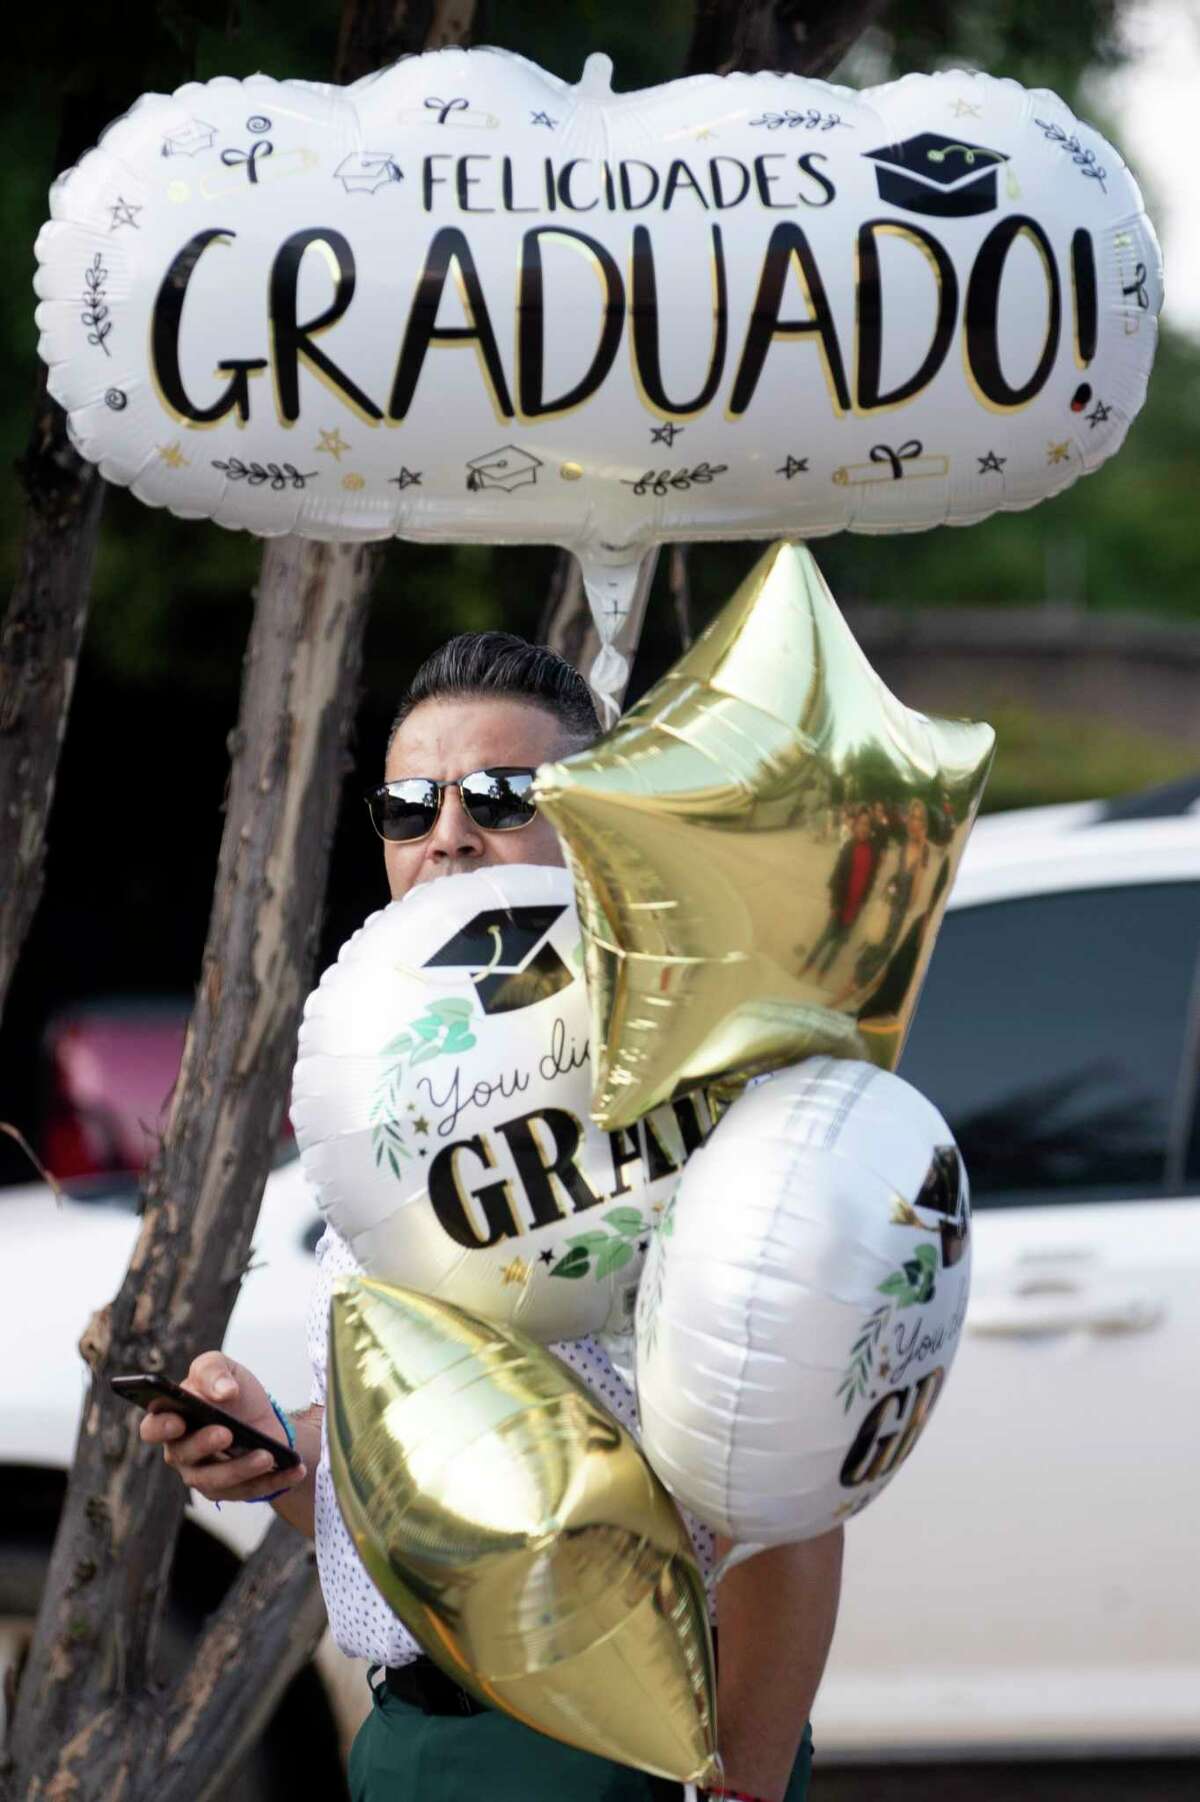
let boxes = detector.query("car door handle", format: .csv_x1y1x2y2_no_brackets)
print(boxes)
968,1291,1164,1337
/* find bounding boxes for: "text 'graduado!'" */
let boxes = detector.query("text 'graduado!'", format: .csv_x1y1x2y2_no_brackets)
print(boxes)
152,149,1097,430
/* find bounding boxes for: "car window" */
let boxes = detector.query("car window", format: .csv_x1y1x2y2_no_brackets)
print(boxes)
900,881,1200,1207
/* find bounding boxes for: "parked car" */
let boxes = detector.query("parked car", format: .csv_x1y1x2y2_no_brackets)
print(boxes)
36,997,189,1181
2,782,1198,1791
816,783,1200,1770
36,995,291,1186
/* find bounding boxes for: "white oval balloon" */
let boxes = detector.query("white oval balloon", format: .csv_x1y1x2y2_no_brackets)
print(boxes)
634,1057,971,1543
291,864,717,1341
34,49,1159,705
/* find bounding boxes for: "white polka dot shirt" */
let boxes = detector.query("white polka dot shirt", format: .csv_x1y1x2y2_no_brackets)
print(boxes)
306,1224,717,1666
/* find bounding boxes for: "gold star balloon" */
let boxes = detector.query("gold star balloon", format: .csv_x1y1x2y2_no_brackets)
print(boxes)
327,1276,718,1785
535,542,995,1131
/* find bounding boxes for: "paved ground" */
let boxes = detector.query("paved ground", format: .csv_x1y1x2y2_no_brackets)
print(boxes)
814,1758,1200,1801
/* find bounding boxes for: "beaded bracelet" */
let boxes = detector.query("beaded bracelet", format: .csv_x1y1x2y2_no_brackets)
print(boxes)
244,1395,299,1504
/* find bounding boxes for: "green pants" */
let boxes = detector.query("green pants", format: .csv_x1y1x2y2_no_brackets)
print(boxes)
349,1669,813,1801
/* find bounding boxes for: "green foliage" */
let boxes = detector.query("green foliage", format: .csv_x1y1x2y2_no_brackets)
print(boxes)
980,700,1200,813
872,0,1125,112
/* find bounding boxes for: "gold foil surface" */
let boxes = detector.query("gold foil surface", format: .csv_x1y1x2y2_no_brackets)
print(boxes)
536,541,995,1130
327,1275,718,1783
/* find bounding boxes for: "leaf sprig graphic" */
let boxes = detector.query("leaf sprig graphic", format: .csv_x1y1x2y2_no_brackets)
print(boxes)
632,1191,677,1356
836,1303,889,1414
877,1242,938,1308
549,1206,647,1281
370,998,476,1176
834,1244,940,1413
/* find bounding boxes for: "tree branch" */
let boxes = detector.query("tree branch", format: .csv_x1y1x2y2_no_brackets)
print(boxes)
154,1521,328,1802
0,19,215,1030
7,531,378,1798
669,546,694,652
0,380,103,1026
6,3,479,1795
686,0,890,77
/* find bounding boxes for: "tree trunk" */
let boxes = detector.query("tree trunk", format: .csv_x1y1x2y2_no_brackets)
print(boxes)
0,19,221,1030
0,382,103,1026
4,533,377,1802
538,0,890,685
154,1519,330,1802
669,546,694,653
3,7,477,1798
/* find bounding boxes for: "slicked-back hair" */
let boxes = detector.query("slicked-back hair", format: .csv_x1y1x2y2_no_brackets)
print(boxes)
388,631,601,758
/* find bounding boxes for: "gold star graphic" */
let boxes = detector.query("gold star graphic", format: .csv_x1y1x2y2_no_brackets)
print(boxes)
500,1257,530,1287
341,471,366,490
950,98,982,118
693,126,716,140
157,442,189,469
1047,441,1071,464
316,427,351,461
413,1116,430,1135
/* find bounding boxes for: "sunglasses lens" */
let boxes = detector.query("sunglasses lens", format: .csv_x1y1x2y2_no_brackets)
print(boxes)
460,769,538,832
370,781,439,842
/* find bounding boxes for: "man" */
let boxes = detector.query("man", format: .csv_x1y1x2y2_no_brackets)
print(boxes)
142,632,844,1802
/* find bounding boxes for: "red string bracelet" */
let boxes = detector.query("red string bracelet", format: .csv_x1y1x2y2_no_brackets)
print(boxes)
704,1789,775,1802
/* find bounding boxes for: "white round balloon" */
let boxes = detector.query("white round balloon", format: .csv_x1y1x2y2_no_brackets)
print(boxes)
34,48,1159,707
292,864,717,1340
634,1057,971,1543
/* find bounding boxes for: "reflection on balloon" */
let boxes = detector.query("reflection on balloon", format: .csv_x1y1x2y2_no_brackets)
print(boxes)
328,1275,718,1784
535,541,995,1131
635,1058,972,1544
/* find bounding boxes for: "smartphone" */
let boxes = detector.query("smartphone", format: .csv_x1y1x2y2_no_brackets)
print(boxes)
110,1372,301,1471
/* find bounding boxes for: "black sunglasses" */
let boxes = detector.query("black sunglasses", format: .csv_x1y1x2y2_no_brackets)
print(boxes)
365,766,539,844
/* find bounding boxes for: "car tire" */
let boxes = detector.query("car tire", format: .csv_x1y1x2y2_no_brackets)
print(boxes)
0,1532,344,1801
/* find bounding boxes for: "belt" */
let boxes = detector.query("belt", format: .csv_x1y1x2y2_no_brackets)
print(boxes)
380,1662,686,1794
383,1656,488,1716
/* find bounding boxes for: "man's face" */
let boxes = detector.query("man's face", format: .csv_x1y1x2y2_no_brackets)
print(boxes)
853,812,871,842
381,696,572,900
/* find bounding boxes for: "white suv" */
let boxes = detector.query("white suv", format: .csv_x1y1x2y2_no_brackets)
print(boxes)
817,783,1200,1766
2,785,1198,1788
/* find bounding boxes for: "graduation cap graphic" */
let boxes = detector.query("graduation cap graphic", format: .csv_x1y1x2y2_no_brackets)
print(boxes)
465,445,543,494
864,133,1010,218
423,904,574,1014
913,1144,970,1268
334,152,403,194
161,118,218,159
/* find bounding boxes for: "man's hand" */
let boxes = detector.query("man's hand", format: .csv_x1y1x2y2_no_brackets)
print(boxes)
139,1351,309,1506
